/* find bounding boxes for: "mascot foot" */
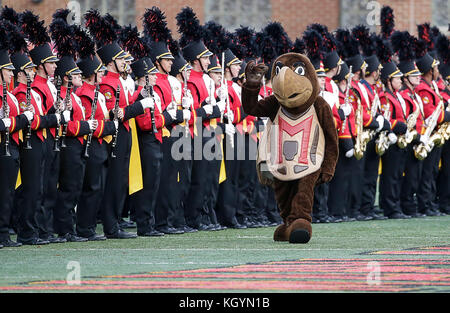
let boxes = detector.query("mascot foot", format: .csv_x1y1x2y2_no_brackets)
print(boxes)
287,219,312,244
273,224,288,241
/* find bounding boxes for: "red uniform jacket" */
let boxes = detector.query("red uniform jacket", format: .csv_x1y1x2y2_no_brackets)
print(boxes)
0,88,29,145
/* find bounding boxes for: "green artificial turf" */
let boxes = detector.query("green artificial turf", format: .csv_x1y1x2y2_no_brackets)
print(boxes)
0,216,448,292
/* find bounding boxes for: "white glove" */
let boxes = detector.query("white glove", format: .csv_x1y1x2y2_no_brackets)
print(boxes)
1,118,11,128
342,104,352,117
23,111,34,122
225,123,236,136
345,148,355,158
141,97,155,110
217,100,226,113
203,104,213,115
217,85,228,101
182,110,191,122
181,96,193,109
376,115,385,132
419,134,428,145
87,120,98,131
114,120,119,130
62,110,71,122
167,109,177,120
388,132,397,144
226,111,234,124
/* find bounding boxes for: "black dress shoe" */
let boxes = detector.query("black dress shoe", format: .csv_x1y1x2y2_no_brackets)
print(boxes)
231,223,247,229
138,229,165,237
342,216,356,222
368,212,388,220
422,209,439,216
388,213,411,219
181,226,198,233
17,237,50,245
0,244,3,248
46,235,67,243
86,234,107,241
354,214,373,221
157,227,184,234
60,234,88,242
8,228,16,235
408,212,426,218
0,239,22,247
328,216,343,223
119,219,136,229
106,230,138,239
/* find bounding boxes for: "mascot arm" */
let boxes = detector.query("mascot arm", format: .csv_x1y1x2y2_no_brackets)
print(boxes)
241,83,280,120
315,97,339,181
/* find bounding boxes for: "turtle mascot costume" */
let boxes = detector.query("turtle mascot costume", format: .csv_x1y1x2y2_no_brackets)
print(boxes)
242,53,338,243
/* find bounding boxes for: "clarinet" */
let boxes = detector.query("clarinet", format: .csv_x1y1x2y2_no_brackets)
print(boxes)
110,85,121,158
2,82,11,157
60,77,73,148
183,67,190,138
53,76,62,152
23,74,33,150
84,84,99,158
145,75,157,133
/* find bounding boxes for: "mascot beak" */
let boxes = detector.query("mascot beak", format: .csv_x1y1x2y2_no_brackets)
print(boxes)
272,66,313,109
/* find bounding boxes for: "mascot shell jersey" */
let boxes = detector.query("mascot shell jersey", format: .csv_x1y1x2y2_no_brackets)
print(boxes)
241,52,338,244
258,104,325,181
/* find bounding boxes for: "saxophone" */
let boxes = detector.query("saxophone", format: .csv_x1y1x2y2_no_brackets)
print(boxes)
413,101,444,160
375,89,391,156
397,93,419,149
353,93,365,160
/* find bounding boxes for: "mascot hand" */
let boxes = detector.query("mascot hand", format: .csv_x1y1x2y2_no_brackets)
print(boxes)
245,60,268,87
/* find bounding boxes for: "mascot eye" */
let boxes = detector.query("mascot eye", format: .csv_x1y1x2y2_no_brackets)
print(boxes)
294,66,305,76
275,61,284,76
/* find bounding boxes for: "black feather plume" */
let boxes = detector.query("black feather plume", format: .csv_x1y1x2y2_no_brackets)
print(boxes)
417,23,434,51
203,21,231,55
380,6,395,39
291,38,306,54
49,18,77,58
264,22,293,55
375,35,393,64
73,24,95,59
120,25,149,60
84,9,117,47
104,13,122,37
52,8,71,23
176,7,204,47
142,6,172,44
1,6,20,25
20,10,51,46
436,34,449,65
352,25,372,56
3,21,28,54
234,25,258,59
256,30,276,64
335,28,359,59
390,31,415,62
303,29,323,62
0,22,9,51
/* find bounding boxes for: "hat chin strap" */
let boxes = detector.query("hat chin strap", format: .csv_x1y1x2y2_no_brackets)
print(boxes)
157,59,169,75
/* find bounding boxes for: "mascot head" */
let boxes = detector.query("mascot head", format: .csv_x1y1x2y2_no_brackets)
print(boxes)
271,53,319,113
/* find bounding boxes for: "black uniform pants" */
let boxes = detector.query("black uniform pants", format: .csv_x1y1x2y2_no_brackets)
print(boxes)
401,145,423,215
417,145,442,213
437,140,450,213
101,125,131,236
131,133,162,234
348,155,365,217
53,137,86,236
0,142,20,241
360,139,380,215
327,142,353,218
379,144,408,217
215,132,240,227
37,132,59,239
15,134,45,240
76,140,109,237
